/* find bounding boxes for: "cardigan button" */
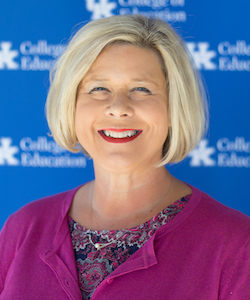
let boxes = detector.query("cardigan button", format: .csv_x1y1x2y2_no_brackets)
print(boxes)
64,279,71,287
107,278,114,284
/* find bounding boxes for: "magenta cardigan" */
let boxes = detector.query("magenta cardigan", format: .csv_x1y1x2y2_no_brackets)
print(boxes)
1,185,250,299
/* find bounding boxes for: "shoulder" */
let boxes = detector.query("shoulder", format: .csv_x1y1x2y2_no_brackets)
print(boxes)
188,185,250,241
1,186,81,236
194,186,250,224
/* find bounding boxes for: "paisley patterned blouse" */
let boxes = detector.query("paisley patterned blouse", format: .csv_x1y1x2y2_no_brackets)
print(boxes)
68,195,190,299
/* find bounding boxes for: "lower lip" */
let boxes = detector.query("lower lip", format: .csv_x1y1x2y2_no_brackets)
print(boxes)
98,130,142,143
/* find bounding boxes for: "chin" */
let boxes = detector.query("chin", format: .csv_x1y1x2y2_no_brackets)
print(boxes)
95,153,159,174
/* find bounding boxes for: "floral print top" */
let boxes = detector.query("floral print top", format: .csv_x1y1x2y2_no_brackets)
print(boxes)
68,195,190,299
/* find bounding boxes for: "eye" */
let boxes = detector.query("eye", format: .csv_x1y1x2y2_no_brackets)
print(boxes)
87,86,111,101
131,87,152,94
89,87,110,93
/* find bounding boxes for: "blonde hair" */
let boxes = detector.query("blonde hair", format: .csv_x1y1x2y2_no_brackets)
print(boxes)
46,14,208,165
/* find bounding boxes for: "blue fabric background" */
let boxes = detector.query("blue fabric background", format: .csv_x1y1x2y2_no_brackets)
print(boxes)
0,0,249,228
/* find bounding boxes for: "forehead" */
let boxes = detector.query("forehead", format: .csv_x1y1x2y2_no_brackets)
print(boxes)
82,44,166,81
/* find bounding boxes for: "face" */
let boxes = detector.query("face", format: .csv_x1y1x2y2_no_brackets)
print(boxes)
75,44,169,174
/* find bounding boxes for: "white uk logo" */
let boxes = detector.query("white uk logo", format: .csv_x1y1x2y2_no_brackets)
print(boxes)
0,138,20,166
188,139,216,167
186,42,217,70
85,0,117,20
0,42,19,70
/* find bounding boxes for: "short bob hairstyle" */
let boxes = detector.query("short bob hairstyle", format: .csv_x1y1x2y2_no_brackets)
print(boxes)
46,14,208,165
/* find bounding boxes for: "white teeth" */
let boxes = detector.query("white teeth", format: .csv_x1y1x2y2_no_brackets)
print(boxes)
103,130,138,138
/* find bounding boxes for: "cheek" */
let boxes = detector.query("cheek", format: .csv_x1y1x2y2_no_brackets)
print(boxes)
147,104,169,128
74,102,101,144
75,104,89,141
153,109,169,143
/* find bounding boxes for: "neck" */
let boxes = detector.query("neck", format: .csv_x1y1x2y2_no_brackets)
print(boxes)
90,162,173,229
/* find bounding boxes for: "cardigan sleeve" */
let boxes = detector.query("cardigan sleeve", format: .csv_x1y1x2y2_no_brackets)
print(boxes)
0,211,28,295
0,227,3,293
220,239,250,299
0,217,17,294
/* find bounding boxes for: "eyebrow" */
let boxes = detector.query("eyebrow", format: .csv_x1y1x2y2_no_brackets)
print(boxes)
78,79,108,90
82,78,109,84
80,77,160,88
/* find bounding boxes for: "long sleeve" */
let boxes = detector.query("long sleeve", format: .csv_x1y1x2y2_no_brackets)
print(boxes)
220,239,250,299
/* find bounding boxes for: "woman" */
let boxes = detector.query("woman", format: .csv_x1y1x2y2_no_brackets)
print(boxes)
1,15,250,300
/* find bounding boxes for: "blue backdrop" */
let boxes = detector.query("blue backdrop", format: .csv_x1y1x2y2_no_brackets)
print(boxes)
0,0,249,228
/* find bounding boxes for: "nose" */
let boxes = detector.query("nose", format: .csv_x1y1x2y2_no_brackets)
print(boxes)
105,92,134,118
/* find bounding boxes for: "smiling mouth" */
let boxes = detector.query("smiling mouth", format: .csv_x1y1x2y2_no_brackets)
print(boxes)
98,129,142,143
